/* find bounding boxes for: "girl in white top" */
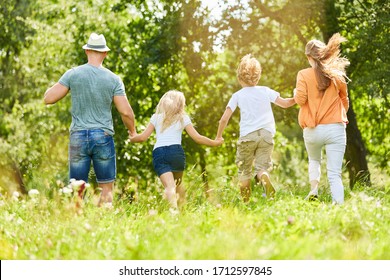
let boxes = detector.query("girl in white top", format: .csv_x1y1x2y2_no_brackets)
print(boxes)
130,90,222,209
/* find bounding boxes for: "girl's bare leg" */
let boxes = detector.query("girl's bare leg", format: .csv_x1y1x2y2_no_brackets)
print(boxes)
173,171,185,208
159,172,178,208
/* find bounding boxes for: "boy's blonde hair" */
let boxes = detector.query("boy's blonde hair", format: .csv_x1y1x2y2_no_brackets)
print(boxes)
155,90,186,132
237,54,262,86
305,33,350,92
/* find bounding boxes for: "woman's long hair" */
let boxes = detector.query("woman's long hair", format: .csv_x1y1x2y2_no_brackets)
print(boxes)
155,90,186,132
305,33,350,92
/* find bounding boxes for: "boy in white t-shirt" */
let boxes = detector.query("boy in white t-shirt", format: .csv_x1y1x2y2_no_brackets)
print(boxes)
130,90,222,209
216,54,296,202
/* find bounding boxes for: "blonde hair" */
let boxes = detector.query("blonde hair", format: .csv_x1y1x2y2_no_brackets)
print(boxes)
305,33,350,92
237,54,262,86
155,90,186,132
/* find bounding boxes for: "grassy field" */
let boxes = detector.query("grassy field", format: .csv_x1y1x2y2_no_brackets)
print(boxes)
1,173,389,260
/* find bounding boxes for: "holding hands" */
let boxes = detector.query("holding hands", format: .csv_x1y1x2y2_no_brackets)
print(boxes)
214,137,224,146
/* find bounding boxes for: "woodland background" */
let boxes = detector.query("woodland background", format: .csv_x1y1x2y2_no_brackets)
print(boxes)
1,0,389,198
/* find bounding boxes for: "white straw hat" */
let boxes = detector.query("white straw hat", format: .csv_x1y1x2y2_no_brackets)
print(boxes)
82,33,110,52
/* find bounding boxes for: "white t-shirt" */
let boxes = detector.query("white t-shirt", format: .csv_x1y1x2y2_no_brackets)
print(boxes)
150,114,192,149
227,86,280,137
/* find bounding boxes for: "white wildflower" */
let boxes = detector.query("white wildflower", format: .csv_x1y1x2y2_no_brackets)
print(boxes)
101,202,113,209
61,187,73,194
84,223,92,231
70,179,85,191
28,189,40,197
16,217,24,225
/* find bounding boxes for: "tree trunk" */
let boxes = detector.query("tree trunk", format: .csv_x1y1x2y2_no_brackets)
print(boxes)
322,0,371,189
344,103,371,188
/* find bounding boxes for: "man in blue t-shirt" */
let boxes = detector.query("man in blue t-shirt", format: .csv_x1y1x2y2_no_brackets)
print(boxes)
44,33,136,207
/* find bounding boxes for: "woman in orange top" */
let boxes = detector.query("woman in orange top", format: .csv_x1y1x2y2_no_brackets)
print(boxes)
294,33,350,204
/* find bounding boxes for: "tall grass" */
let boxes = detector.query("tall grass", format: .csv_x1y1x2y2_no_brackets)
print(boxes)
1,169,389,260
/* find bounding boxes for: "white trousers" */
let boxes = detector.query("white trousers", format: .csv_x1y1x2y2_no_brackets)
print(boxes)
303,123,347,204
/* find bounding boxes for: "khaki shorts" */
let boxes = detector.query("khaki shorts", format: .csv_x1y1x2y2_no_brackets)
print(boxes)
236,129,274,181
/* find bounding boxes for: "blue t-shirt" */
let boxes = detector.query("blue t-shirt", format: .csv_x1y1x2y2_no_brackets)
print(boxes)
59,63,125,135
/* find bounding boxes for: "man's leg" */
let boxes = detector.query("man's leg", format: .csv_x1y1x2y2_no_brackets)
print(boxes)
98,182,114,207
69,130,91,209
91,130,116,207
69,131,91,183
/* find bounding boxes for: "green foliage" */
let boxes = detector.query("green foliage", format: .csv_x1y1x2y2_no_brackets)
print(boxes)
338,0,390,169
0,0,35,111
0,0,388,198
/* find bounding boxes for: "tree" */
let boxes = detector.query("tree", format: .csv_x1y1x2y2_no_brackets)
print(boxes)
0,0,35,194
338,0,389,179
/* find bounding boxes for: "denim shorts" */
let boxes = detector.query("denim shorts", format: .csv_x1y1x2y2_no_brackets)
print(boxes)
69,129,116,183
152,145,185,177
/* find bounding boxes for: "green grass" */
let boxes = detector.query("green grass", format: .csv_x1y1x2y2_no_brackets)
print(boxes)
1,178,389,260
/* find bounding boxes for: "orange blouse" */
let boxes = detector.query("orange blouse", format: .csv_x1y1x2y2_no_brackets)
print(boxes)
294,68,349,129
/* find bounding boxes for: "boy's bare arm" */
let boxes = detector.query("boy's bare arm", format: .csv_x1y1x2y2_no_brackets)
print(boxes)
274,97,296,108
217,108,233,139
